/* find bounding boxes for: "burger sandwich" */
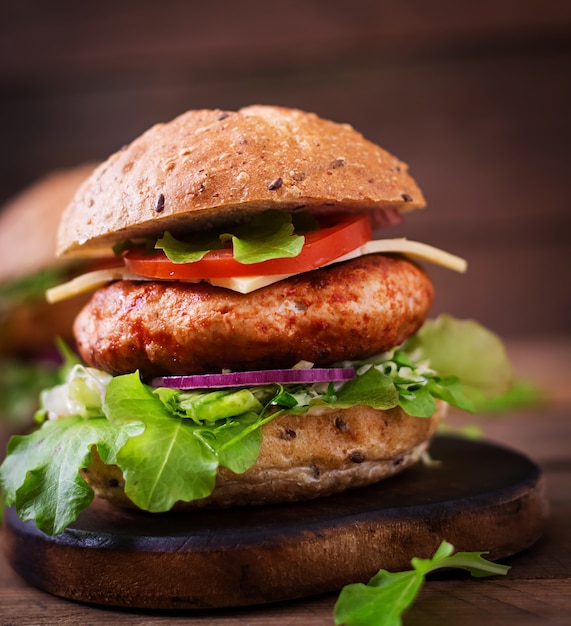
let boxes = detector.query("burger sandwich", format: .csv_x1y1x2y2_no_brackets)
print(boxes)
0,163,100,425
0,106,512,535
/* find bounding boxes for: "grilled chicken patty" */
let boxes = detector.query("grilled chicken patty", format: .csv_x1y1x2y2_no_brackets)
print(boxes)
74,254,434,378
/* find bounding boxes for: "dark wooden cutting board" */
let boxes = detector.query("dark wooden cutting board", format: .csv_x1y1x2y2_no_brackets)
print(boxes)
3,436,548,609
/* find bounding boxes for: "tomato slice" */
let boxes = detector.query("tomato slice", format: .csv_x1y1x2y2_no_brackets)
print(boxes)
124,214,371,280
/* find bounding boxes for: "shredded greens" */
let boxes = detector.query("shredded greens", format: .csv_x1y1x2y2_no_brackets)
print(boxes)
0,315,514,535
333,540,511,626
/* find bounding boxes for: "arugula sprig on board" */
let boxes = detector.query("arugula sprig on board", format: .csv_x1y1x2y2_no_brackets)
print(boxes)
334,540,511,626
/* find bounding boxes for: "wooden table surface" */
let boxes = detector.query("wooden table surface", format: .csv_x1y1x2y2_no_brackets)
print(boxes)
1,337,570,626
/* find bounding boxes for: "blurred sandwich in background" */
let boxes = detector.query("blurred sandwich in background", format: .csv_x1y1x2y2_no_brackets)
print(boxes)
0,163,105,426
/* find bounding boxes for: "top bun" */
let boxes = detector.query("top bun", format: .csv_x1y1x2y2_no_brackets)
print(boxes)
0,163,97,282
57,105,425,256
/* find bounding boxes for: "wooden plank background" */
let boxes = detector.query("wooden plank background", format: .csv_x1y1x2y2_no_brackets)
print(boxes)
1,0,570,337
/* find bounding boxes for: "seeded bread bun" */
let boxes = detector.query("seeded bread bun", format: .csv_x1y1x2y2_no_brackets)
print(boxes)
57,105,425,256
0,164,97,283
80,403,441,510
0,164,98,355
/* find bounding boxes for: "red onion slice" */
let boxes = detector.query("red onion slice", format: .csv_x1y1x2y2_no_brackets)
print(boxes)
151,367,355,390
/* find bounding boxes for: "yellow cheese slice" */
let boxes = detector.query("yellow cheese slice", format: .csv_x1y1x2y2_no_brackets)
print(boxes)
46,238,467,302
209,273,294,292
46,267,157,303
327,238,468,273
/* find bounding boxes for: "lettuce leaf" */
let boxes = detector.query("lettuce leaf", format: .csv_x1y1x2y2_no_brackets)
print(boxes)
0,416,144,535
334,540,510,626
226,210,305,264
102,372,263,511
113,412,220,512
155,230,224,264
155,210,305,265
330,348,474,418
467,378,544,413
330,367,399,409
404,315,513,401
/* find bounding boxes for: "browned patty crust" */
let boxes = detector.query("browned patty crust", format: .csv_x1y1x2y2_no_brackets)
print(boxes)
74,254,434,378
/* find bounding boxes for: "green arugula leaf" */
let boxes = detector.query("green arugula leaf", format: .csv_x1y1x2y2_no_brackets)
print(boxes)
331,367,399,409
114,413,220,512
427,376,475,413
155,230,224,264
464,378,544,414
397,384,437,417
112,238,156,257
404,315,513,401
103,372,219,510
209,413,262,473
328,350,474,418
104,372,179,425
334,540,510,626
103,372,263,510
335,570,422,626
228,210,304,264
154,210,306,265
0,416,143,535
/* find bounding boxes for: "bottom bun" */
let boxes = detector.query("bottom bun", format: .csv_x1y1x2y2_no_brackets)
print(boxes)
81,403,443,510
